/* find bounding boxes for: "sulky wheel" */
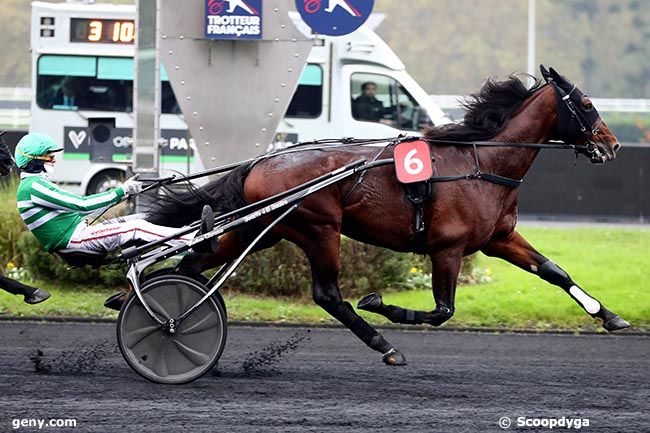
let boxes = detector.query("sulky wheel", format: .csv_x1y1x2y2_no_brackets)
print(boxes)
117,275,227,384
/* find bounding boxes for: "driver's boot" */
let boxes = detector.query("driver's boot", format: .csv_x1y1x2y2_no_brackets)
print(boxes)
193,205,219,254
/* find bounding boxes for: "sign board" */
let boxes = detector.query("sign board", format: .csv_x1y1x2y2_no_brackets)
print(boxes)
295,0,374,36
205,0,263,40
63,127,195,161
393,140,433,184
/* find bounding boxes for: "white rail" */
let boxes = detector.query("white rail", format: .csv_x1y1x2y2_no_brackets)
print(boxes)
0,109,30,129
0,87,32,102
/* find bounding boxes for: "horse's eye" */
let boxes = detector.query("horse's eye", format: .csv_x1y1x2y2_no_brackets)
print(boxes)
584,102,593,111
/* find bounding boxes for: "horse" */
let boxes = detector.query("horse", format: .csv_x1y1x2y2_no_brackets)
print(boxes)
147,65,628,366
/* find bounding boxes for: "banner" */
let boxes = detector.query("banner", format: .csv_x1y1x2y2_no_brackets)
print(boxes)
205,0,263,40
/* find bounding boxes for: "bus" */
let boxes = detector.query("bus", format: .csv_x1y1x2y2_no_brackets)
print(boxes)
30,1,449,194
31,1,197,193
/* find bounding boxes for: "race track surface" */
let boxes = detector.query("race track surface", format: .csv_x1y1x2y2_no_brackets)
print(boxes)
0,321,648,433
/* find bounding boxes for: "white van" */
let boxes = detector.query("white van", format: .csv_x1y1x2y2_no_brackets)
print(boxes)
274,12,449,148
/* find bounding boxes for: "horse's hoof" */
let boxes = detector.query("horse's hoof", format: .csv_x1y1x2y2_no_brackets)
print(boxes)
104,291,127,311
602,315,630,332
24,289,51,304
382,348,407,366
357,292,383,313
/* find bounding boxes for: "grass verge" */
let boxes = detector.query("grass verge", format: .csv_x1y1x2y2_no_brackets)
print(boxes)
1,227,648,331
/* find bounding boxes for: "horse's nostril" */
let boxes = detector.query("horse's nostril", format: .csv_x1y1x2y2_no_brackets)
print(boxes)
613,143,621,152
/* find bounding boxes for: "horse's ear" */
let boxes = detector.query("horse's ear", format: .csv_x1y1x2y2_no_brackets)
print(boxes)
548,67,564,83
540,64,551,82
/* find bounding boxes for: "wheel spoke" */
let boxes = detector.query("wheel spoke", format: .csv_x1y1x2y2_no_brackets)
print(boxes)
175,282,189,317
180,312,219,336
145,294,172,320
172,339,211,366
124,324,160,349
152,341,169,377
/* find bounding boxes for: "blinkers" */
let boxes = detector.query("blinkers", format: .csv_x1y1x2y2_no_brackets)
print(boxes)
540,65,602,146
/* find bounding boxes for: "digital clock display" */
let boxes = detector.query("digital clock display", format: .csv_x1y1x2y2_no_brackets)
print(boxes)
70,18,135,44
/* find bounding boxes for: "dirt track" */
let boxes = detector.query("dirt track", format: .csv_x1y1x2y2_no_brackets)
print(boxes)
0,321,648,432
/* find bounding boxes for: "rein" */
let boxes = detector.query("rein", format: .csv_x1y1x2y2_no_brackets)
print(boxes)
421,138,594,189
285,135,592,192
426,138,591,151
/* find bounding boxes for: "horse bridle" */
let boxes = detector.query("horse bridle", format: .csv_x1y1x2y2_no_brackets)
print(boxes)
547,79,604,160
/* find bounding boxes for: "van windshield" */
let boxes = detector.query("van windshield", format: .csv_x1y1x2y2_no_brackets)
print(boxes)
351,72,432,131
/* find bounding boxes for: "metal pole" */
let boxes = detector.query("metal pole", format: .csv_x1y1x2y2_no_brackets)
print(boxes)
133,0,160,174
527,0,536,85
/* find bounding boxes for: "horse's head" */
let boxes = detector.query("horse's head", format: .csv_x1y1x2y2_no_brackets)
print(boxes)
0,132,15,176
540,65,620,164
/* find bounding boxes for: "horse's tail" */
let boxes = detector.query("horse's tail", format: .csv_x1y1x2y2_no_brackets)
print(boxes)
146,163,252,227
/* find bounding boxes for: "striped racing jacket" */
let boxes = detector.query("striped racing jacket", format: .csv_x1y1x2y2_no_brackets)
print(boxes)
16,173,125,252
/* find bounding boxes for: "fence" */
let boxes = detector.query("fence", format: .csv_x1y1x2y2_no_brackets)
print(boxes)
0,87,31,130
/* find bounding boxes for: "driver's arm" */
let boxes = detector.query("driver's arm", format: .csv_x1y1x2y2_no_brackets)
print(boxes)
29,178,125,213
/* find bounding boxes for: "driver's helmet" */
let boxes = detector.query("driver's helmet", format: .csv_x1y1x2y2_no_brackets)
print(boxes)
15,133,63,168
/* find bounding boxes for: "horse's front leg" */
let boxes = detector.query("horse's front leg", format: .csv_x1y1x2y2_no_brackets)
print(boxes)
358,248,463,327
481,230,630,331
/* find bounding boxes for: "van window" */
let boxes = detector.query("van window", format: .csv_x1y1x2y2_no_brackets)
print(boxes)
350,73,432,131
36,55,180,114
285,64,323,118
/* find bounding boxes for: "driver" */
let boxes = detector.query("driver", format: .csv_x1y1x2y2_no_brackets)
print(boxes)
14,132,213,256
0,131,50,304
352,82,386,122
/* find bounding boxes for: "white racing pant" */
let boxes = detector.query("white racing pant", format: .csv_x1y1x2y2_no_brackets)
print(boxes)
67,214,196,253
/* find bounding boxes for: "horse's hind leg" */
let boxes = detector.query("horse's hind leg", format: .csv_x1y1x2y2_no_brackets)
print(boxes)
0,275,50,304
481,230,630,331
357,248,463,327
292,225,407,366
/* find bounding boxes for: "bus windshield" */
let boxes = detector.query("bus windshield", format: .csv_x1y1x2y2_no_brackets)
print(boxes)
36,55,180,114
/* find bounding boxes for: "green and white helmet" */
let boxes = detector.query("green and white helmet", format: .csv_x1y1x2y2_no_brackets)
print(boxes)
15,133,63,168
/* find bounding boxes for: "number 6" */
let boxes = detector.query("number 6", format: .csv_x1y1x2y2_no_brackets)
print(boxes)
404,148,424,175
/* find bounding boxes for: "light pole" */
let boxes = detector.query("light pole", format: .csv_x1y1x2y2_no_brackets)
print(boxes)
527,0,536,84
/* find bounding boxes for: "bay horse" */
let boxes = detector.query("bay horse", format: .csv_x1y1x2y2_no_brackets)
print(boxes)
147,65,628,366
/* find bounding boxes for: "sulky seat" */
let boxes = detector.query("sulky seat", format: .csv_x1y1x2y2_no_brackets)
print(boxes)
55,248,109,268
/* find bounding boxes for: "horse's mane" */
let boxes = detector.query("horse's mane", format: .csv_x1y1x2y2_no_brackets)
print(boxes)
425,75,545,142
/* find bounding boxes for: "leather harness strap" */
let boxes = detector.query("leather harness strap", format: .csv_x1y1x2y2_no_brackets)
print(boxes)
403,141,524,254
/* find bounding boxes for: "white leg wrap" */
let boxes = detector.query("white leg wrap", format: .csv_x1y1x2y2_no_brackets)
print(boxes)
569,285,601,314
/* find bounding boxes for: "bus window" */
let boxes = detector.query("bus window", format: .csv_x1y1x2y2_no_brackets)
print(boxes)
285,64,322,118
36,54,180,114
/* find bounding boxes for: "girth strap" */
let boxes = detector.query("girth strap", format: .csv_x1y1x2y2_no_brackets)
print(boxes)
404,182,432,253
